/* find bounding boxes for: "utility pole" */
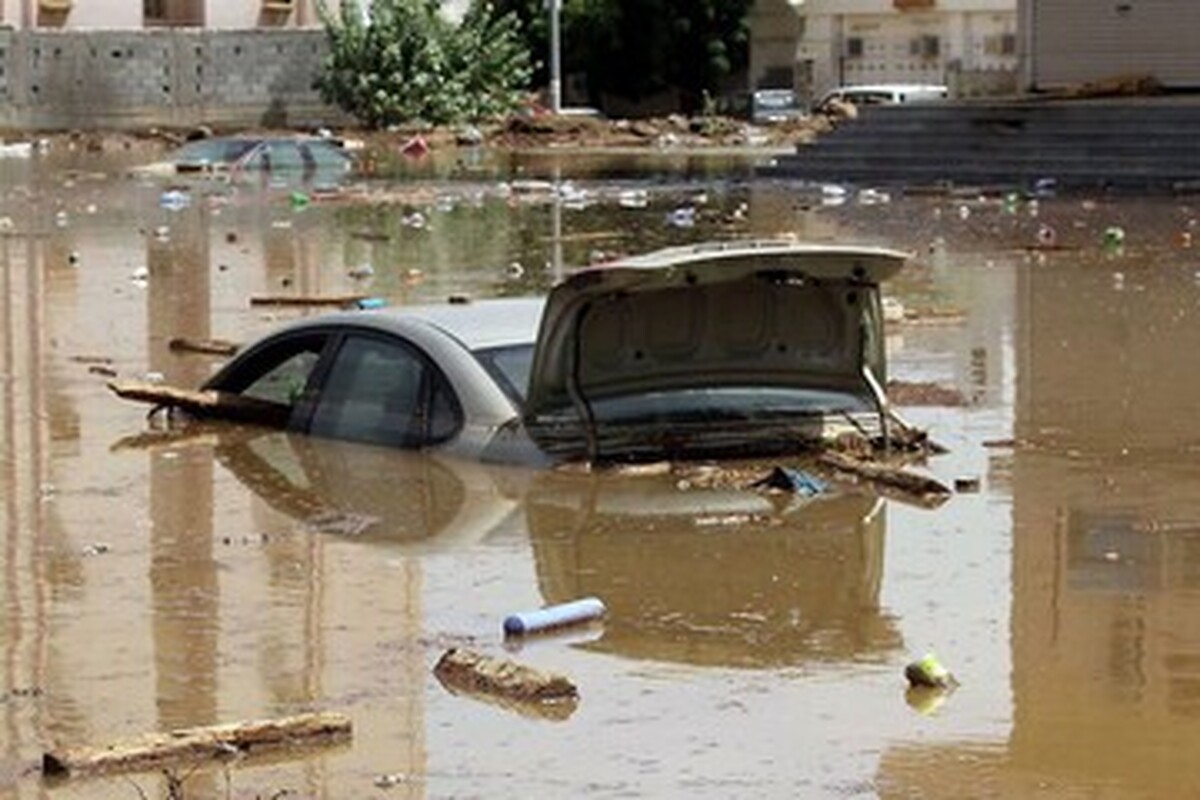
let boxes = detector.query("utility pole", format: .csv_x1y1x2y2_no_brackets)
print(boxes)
549,0,562,113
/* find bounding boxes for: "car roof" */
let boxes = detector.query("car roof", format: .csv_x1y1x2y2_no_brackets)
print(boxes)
287,296,545,351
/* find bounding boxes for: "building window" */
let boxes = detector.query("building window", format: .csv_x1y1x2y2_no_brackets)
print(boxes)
983,33,1016,56
144,0,203,27
846,37,864,59
910,35,940,59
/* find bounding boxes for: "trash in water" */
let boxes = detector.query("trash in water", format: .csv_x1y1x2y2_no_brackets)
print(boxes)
130,266,149,284
751,466,827,497
666,206,696,228
506,262,525,280
400,135,430,159
305,510,380,537
882,296,906,323
0,141,33,159
618,189,649,209
954,477,982,493
289,191,311,210
1032,177,1058,198
68,251,80,266
159,190,191,211
401,211,427,229
858,188,891,206
433,648,578,720
503,597,607,637
1036,224,1058,248
55,210,70,228
457,125,484,146
354,297,387,310
1104,226,1126,248
957,204,971,221
904,652,956,689
81,542,111,557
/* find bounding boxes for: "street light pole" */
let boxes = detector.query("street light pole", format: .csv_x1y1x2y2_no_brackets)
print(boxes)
549,0,562,113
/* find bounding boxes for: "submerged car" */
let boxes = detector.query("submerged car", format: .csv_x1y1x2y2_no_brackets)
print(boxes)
137,135,352,177
132,240,908,464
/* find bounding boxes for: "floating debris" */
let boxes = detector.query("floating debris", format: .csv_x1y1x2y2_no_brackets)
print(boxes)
503,597,607,637
904,652,957,689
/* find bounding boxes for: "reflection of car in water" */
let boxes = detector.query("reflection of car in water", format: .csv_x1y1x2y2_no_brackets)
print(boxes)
207,428,528,549
135,135,353,180
161,241,907,465
204,427,902,668
525,470,900,667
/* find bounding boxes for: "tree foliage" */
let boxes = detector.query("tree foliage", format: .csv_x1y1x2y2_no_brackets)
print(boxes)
315,0,532,128
489,0,751,113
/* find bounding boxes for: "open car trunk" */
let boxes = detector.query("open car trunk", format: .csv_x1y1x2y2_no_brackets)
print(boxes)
522,240,908,461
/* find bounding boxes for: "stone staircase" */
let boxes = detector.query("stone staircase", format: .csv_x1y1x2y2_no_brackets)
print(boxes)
759,99,1200,191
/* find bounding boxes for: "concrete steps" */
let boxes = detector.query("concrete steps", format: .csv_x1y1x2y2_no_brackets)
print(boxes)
760,100,1200,191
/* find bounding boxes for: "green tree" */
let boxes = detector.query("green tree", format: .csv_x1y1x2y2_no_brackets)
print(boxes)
489,0,750,113
316,0,532,128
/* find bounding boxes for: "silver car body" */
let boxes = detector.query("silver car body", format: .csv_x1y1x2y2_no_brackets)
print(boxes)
202,240,908,463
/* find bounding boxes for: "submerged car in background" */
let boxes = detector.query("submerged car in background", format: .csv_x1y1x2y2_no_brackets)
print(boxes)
136,135,353,178
116,240,909,464
815,84,947,112
751,89,805,124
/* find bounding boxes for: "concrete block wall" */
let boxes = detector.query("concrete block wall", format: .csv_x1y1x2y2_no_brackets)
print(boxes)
0,28,344,131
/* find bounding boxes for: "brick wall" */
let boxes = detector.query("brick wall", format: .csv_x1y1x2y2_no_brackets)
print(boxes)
0,28,345,131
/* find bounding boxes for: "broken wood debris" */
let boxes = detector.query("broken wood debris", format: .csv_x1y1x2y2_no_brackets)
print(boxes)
42,711,351,779
107,380,291,429
168,336,239,356
817,451,951,507
433,648,578,721
249,294,368,308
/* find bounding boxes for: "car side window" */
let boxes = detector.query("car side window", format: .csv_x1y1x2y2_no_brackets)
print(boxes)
243,349,322,406
215,333,328,411
308,335,460,448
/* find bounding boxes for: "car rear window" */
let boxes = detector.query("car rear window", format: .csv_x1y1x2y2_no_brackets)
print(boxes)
475,344,534,405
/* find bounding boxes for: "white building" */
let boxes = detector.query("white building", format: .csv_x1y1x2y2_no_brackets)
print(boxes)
0,0,470,28
751,0,1018,104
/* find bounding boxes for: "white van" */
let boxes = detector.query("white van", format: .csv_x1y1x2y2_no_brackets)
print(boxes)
815,84,947,111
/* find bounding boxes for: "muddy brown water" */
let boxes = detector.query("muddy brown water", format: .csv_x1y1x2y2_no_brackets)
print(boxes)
3,142,1200,797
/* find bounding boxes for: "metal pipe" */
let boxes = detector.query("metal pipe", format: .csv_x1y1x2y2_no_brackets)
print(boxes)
548,0,562,113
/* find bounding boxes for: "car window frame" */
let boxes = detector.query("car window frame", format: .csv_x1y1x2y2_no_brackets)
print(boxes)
296,329,465,449
205,328,338,428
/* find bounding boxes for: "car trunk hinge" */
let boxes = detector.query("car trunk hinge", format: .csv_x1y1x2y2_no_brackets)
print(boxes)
861,363,891,453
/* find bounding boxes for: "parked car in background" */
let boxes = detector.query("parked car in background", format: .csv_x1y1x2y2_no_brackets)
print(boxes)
136,135,352,178
752,88,805,124
815,84,947,112
117,241,909,464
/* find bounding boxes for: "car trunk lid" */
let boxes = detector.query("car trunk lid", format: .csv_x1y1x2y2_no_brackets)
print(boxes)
522,240,908,459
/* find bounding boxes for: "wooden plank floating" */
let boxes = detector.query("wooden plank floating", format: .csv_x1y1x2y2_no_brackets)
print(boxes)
168,336,240,356
249,294,367,308
433,648,578,721
42,712,352,779
107,380,291,429
817,451,951,507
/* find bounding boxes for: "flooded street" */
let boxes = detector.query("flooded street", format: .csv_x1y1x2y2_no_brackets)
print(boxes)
4,140,1200,798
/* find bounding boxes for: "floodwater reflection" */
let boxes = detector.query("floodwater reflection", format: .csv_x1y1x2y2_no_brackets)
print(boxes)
526,474,898,668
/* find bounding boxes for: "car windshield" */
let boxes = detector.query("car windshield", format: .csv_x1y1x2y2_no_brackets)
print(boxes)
171,138,259,166
474,344,534,405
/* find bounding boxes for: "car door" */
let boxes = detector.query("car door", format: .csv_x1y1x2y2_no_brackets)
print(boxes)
303,333,462,449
